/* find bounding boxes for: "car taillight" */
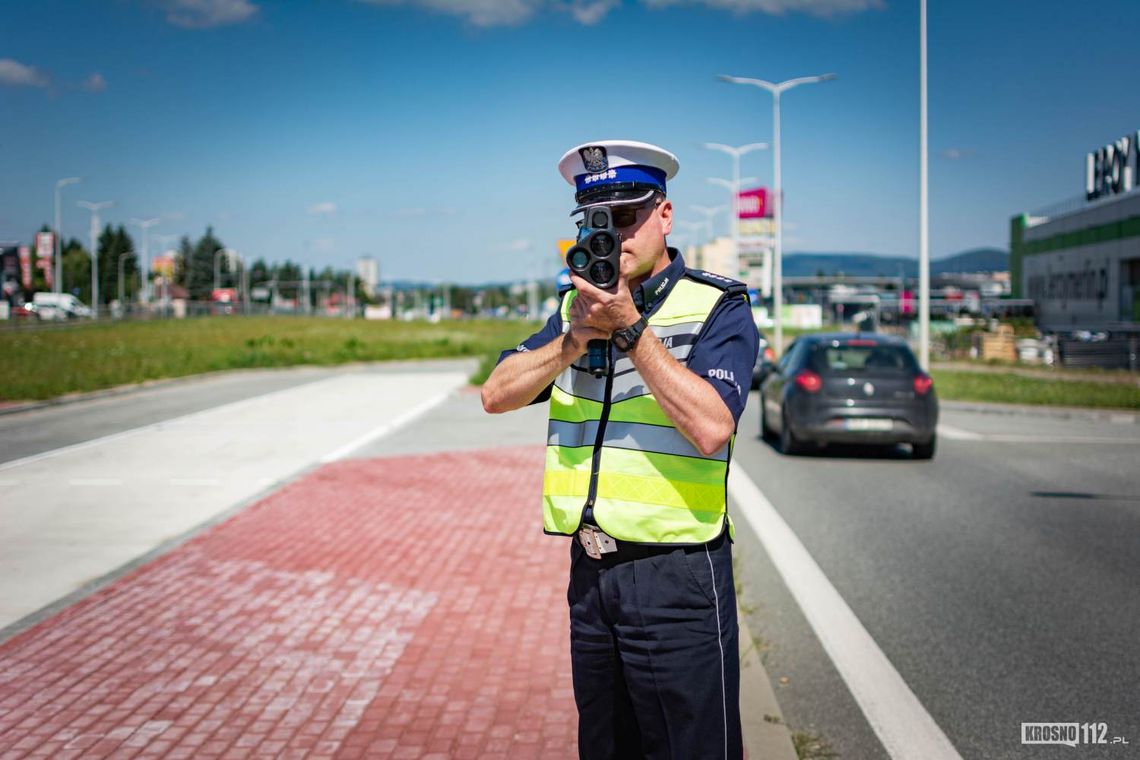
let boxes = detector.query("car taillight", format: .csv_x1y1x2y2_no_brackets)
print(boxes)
914,374,933,395
763,347,776,362
794,371,822,393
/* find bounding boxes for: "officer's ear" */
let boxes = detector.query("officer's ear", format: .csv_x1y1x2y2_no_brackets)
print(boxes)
658,196,673,235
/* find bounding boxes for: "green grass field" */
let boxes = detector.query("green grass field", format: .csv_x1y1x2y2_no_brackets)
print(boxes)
930,370,1139,410
3,318,1137,410
0,317,537,401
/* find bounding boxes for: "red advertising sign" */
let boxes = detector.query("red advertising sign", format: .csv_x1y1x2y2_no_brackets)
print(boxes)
35,231,54,260
18,246,32,289
737,187,770,219
900,290,914,316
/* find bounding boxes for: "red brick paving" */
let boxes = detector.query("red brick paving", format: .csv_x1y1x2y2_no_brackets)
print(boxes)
0,445,577,759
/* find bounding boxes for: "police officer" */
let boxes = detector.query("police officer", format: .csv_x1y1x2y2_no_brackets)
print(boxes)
482,140,758,760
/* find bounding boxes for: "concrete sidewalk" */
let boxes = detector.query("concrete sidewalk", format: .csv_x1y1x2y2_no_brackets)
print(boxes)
0,385,797,759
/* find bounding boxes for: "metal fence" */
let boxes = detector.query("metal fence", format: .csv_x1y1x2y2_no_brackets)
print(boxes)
1058,334,1140,370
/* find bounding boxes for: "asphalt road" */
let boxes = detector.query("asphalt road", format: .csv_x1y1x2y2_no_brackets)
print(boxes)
732,391,1140,760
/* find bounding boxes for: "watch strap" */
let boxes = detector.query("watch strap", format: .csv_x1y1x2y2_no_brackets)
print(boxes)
614,315,648,351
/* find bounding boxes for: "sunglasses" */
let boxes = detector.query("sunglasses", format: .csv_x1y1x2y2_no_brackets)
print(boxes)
576,196,662,231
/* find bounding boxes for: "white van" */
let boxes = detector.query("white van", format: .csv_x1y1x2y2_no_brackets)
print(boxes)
32,292,94,321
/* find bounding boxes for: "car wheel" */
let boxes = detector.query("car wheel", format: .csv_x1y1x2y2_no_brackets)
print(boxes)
912,434,936,460
778,405,803,455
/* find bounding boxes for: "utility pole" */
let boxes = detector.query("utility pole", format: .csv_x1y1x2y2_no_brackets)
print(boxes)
77,200,112,317
54,177,81,294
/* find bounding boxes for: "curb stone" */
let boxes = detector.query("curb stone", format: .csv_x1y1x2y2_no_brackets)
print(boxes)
739,613,800,760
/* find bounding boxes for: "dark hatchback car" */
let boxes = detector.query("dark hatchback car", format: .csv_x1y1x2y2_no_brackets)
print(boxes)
759,333,938,458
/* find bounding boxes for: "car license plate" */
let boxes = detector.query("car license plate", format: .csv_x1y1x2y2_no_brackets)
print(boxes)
846,418,892,431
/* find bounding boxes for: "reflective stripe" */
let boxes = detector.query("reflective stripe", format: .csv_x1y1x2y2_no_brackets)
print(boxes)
548,419,728,461
611,342,693,375
544,277,735,544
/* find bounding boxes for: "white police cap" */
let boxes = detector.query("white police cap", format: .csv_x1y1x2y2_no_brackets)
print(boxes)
558,140,680,210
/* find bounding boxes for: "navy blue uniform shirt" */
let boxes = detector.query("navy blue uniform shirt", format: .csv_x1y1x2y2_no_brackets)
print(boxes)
497,249,759,425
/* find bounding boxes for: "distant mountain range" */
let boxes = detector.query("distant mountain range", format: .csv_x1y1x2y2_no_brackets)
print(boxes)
782,247,1008,278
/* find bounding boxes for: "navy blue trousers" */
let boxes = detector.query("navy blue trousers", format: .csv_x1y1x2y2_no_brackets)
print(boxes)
567,530,743,760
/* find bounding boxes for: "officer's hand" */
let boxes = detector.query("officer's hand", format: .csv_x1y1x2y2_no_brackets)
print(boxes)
565,293,610,356
569,272,641,334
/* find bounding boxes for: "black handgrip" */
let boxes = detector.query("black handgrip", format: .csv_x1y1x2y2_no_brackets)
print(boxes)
587,339,610,378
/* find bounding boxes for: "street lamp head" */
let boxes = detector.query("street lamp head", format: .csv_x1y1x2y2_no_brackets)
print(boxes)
57,177,82,188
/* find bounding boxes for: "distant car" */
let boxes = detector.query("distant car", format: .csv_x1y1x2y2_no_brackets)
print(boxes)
11,302,38,320
32,292,93,321
751,330,777,389
759,332,938,459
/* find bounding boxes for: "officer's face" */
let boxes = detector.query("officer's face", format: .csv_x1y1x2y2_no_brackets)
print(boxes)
617,195,672,280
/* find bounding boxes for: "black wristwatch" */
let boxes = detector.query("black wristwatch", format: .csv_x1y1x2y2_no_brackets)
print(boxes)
612,315,648,352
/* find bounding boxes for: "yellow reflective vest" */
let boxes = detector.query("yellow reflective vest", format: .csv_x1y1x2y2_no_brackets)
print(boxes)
542,272,745,544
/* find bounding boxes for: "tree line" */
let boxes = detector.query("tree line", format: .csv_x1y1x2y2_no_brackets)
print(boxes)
26,225,368,306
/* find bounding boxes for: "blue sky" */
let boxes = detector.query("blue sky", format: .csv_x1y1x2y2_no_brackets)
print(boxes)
2,0,1137,283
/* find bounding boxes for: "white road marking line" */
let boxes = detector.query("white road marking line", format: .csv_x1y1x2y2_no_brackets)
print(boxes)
319,389,455,462
983,435,1140,444
0,375,345,474
1108,414,1135,425
937,424,1139,445
936,424,982,440
729,467,963,760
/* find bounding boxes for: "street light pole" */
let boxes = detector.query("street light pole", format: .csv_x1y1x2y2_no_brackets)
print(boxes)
704,142,767,291
129,217,160,305
720,73,836,355
118,252,132,316
919,0,930,370
707,177,758,280
77,200,111,318
213,248,228,294
54,177,81,294
691,205,724,247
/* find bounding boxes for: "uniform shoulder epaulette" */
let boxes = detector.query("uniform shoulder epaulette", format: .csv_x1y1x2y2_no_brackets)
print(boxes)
683,268,748,296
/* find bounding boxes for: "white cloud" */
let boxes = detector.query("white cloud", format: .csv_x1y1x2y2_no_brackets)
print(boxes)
84,73,107,92
0,59,49,88
357,0,542,27
941,147,976,161
565,0,620,24
356,0,879,26
162,0,259,28
641,0,884,18
307,201,337,215
505,238,532,252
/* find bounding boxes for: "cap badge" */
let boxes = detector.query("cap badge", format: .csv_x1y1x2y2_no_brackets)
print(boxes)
580,146,608,173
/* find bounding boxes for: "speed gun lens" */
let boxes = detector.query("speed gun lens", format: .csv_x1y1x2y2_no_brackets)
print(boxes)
589,261,615,285
590,211,609,228
569,249,589,270
589,233,615,256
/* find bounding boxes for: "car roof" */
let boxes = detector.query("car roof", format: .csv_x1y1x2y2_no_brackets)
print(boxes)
796,332,910,346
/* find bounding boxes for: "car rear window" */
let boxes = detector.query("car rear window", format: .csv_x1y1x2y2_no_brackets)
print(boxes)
809,343,918,373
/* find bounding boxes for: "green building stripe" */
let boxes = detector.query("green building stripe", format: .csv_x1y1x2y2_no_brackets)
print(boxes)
1010,212,1140,298
1022,214,1140,256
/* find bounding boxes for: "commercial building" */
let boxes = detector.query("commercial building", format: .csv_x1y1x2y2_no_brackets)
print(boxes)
1011,129,1140,334
355,257,379,298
